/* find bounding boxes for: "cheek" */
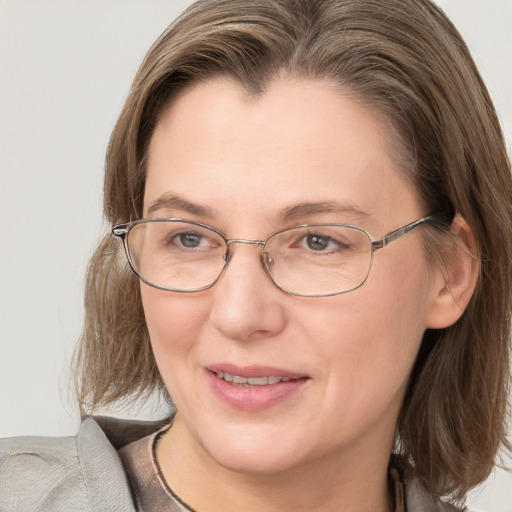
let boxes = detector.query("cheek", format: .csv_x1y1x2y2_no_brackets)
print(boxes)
351,247,431,379
313,247,431,403
307,288,427,391
140,286,211,380
142,285,208,336
371,250,431,346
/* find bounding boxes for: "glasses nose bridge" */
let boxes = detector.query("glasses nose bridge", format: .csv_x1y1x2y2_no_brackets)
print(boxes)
223,238,270,273
226,238,265,248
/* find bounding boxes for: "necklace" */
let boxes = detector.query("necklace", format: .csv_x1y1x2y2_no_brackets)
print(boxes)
151,428,198,512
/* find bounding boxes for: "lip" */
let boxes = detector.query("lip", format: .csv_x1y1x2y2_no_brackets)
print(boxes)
205,364,310,412
208,363,306,379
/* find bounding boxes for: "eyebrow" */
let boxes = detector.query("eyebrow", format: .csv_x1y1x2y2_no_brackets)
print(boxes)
146,193,215,218
277,201,371,223
146,194,370,224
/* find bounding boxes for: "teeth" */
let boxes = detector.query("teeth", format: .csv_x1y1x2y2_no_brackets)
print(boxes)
215,372,297,386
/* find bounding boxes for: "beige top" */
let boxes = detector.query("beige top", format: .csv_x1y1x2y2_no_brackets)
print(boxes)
118,429,459,512
119,427,188,512
1,416,461,512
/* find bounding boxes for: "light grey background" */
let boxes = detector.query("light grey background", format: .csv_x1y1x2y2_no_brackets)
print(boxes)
1,1,511,510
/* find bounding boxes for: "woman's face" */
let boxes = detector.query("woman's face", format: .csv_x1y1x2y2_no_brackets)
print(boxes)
142,77,443,474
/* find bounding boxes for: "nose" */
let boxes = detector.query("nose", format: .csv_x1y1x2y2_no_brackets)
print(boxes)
209,243,286,341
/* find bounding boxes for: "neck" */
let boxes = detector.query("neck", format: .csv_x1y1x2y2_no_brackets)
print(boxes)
157,417,395,512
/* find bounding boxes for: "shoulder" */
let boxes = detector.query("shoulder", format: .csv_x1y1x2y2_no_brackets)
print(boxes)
404,477,465,512
391,457,466,512
0,432,88,511
0,417,149,512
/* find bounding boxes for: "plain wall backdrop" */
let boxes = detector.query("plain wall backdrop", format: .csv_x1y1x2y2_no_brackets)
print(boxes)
1,1,511,510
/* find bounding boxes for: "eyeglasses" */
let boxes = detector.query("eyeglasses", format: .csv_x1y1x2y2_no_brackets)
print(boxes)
112,216,433,297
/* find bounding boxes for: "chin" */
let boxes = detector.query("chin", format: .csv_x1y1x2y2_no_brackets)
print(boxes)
210,445,303,475
196,421,317,475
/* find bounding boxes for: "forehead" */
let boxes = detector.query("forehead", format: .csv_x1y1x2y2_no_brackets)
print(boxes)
143,77,420,229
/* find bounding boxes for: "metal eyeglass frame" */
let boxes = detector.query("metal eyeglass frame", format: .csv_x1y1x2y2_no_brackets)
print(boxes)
112,215,435,297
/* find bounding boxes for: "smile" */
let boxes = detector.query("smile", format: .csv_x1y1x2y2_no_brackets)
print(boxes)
215,372,298,386
207,366,309,411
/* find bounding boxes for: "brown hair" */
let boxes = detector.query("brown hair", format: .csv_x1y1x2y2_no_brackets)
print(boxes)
74,0,512,502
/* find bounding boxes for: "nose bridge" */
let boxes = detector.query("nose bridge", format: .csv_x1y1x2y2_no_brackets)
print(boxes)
223,238,268,276
224,239,266,269
220,237,275,290
210,236,285,340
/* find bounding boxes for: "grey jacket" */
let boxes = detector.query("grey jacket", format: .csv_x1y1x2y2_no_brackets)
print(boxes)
0,417,461,511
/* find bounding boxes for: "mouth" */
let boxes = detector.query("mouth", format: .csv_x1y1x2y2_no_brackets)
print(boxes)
214,371,301,387
206,364,309,411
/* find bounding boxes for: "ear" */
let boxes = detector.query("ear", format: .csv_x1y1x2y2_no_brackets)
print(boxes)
426,215,479,329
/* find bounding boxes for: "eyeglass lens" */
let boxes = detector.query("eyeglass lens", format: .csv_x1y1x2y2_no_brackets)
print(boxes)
126,220,373,296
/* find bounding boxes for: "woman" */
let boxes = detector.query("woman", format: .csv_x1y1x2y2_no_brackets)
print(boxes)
1,0,510,510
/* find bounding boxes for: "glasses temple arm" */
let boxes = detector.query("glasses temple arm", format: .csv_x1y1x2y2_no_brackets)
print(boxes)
371,217,432,251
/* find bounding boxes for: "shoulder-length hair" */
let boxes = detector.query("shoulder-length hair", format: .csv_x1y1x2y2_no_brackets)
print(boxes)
74,0,511,501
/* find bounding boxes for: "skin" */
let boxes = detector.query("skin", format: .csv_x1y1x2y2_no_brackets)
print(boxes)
140,77,471,512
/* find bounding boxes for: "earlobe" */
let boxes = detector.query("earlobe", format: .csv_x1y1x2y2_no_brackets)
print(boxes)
426,215,479,329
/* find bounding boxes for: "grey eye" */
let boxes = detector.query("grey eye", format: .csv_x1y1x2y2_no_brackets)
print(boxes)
179,233,203,247
306,234,330,251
